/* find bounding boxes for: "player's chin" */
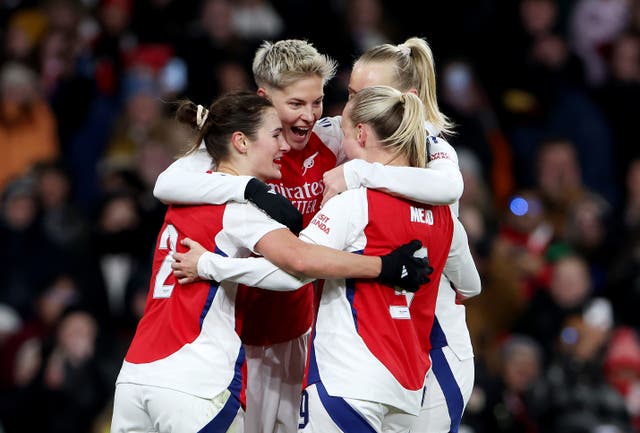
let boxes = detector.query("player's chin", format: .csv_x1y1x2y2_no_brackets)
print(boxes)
270,166,283,179
286,131,309,150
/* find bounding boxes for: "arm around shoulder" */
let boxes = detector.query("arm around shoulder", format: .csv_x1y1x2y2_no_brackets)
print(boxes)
153,150,251,205
342,158,463,206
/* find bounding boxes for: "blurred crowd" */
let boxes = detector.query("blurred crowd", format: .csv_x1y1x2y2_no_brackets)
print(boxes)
0,0,640,432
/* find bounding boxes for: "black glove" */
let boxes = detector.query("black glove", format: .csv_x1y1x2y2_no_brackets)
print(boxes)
245,178,303,235
378,240,434,292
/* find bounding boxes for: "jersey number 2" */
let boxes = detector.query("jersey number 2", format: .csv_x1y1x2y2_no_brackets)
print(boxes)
153,224,178,298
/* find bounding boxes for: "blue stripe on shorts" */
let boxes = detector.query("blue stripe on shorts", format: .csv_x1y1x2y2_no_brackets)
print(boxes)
198,391,240,433
431,347,463,433
316,381,376,433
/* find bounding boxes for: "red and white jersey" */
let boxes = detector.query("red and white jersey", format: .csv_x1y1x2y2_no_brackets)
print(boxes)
341,123,481,361
236,116,345,346
270,116,345,226
116,201,286,399
300,188,454,415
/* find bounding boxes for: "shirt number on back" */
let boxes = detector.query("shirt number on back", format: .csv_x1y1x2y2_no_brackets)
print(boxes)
153,224,178,298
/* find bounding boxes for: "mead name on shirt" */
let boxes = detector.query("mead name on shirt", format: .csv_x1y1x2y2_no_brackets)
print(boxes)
410,206,433,225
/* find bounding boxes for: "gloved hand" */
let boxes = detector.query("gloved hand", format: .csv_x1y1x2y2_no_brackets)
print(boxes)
245,178,303,235
378,240,434,292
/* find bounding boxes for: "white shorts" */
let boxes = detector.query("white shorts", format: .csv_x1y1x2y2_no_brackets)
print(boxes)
298,383,417,433
411,346,475,433
243,331,309,433
110,383,243,433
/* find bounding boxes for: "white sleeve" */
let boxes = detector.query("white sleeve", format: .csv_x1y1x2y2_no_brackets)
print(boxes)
299,189,365,250
342,158,463,206
428,135,459,166
314,116,347,164
153,147,251,205
223,202,288,254
444,212,481,299
197,252,312,291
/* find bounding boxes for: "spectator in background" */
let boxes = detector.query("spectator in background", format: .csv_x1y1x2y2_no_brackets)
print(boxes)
467,188,552,361
538,296,631,433
345,0,395,55
498,0,618,204
596,31,640,190
89,188,150,325
177,0,254,103
39,27,96,159
440,59,515,208
569,0,631,87
534,137,588,239
563,192,616,293
231,0,285,45
213,57,254,96
0,177,63,319
603,326,640,432
38,308,112,433
133,118,189,203
0,62,59,192
91,0,137,99
2,8,48,67
42,0,86,35
605,158,640,329
131,118,189,273
2,305,113,433
621,158,640,236
463,334,545,433
33,161,88,257
515,254,595,361
457,148,496,267
103,68,165,163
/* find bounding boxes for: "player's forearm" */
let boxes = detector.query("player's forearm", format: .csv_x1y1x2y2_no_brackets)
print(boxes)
343,159,463,205
283,242,381,279
198,252,311,291
255,229,381,279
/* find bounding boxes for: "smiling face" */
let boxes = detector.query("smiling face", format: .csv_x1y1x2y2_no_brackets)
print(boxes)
348,60,396,99
246,107,290,181
260,75,324,151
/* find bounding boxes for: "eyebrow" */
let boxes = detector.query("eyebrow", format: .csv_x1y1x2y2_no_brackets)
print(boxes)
288,95,324,104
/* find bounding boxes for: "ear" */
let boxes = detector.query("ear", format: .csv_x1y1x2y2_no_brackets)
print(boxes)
356,124,367,148
407,88,419,97
230,131,247,154
256,87,268,98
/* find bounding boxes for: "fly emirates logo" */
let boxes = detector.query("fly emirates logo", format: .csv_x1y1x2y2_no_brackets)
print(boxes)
271,180,324,215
